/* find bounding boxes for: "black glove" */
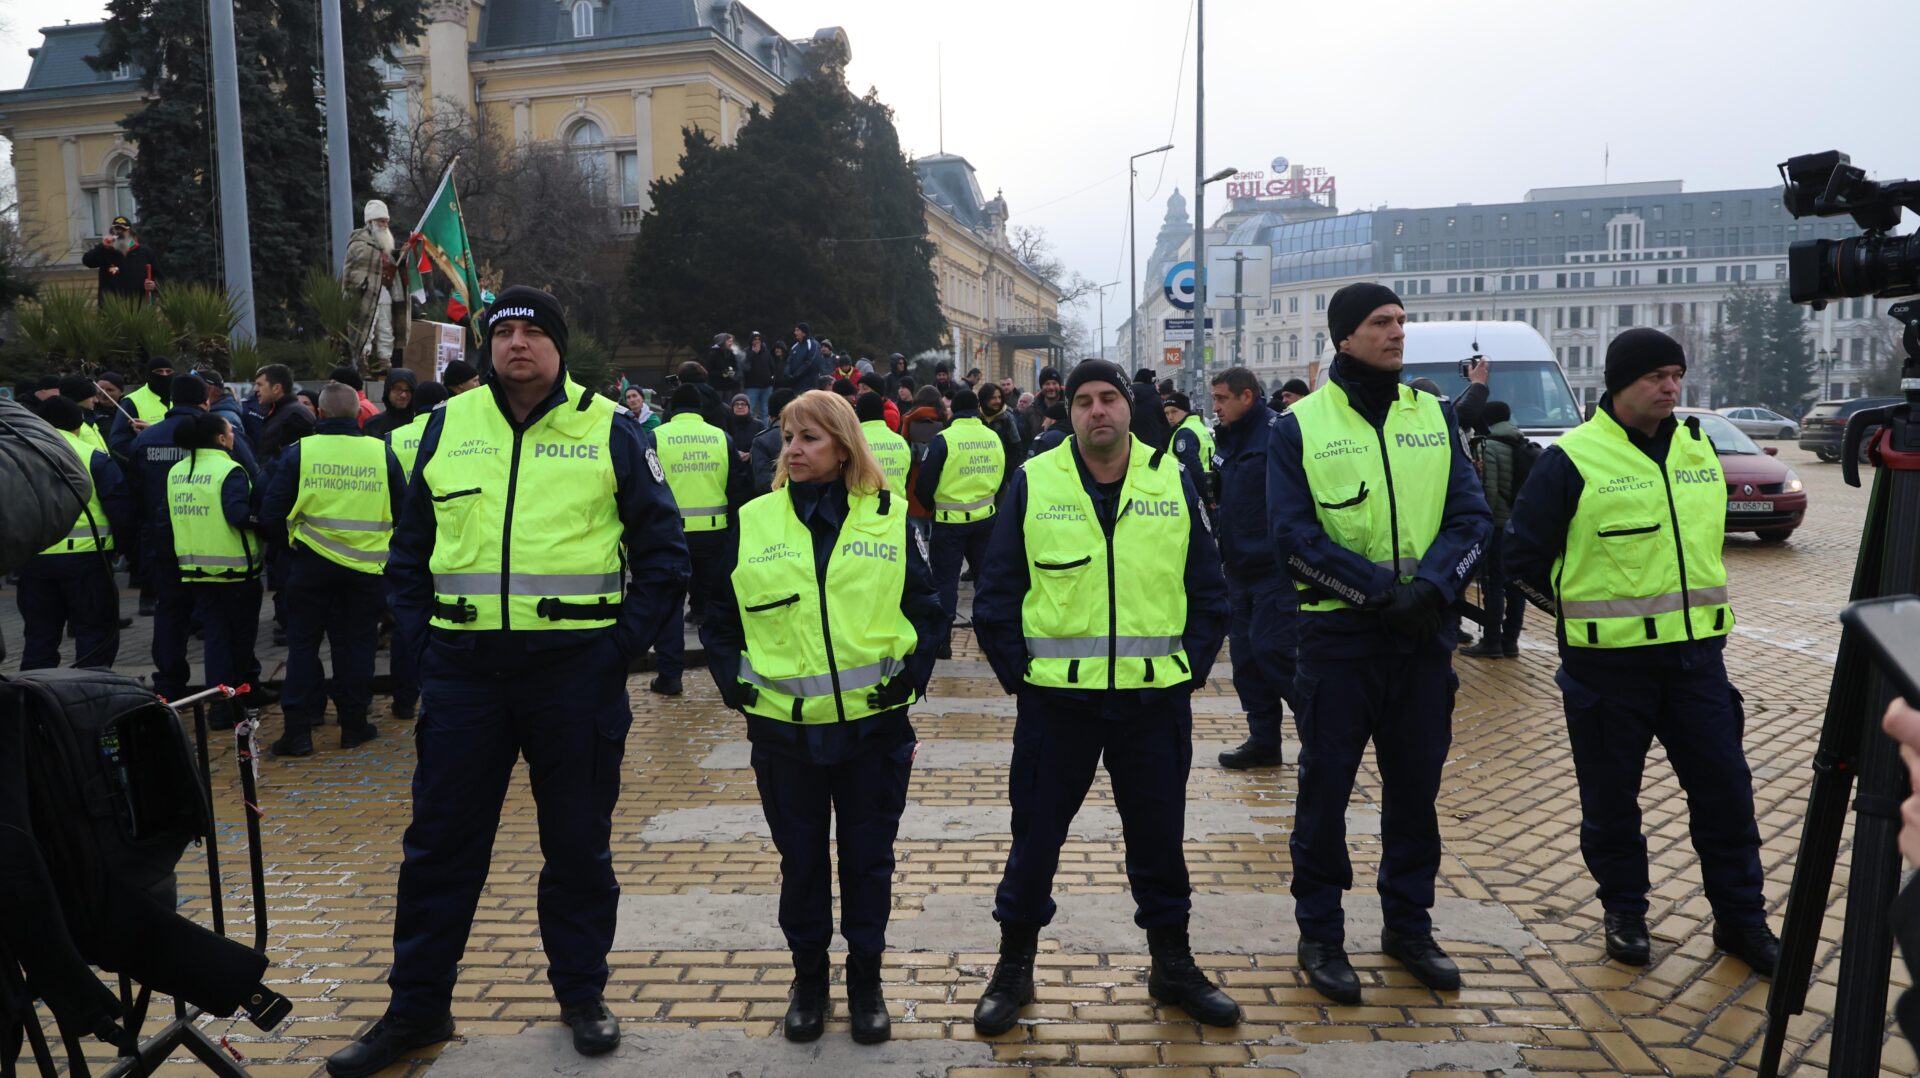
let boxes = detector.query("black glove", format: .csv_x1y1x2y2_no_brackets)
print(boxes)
721,679,757,712
1377,579,1445,641
866,676,913,712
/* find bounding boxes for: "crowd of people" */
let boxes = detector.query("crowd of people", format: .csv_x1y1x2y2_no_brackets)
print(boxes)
9,278,1784,1078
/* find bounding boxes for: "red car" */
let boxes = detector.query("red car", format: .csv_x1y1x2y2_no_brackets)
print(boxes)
1678,408,1808,542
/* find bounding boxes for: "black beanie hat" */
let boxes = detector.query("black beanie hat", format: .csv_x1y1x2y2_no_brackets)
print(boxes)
1165,391,1193,413
951,388,979,413
170,374,208,408
413,382,452,411
1134,368,1156,384
1327,282,1404,351
1483,400,1513,426
1279,378,1310,397
486,286,570,359
146,353,173,372
1039,366,1062,385
669,383,704,411
1604,328,1687,394
58,375,99,401
327,365,365,392
855,393,885,422
1065,360,1132,406
441,360,480,387
39,395,85,431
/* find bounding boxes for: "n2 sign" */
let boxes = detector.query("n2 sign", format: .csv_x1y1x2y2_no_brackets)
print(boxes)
1163,260,1196,312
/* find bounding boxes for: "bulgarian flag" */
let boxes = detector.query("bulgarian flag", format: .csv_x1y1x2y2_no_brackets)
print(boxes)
406,158,486,333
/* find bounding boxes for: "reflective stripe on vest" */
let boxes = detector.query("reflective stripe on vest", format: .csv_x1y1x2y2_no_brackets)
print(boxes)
731,486,919,724
862,419,911,492
422,380,624,630
166,450,259,582
38,429,112,556
290,433,393,573
1177,415,1216,473
1552,410,1733,648
1291,382,1451,612
389,413,430,482
931,417,1005,523
1020,436,1190,690
654,412,731,531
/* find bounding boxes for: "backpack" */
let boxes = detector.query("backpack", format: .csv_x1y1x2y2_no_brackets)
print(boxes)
1492,432,1542,493
0,397,90,573
9,669,213,934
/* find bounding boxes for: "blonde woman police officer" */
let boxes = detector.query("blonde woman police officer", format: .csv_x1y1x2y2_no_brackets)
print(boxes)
701,390,945,1047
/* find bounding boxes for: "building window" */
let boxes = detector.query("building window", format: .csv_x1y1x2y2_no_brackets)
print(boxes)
88,156,139,235
1288,334,1299,360
1617,305,1634,327
1313,293,1326,311
567,118,607,193
616,151,641,206
1850,338,1866,365
572,0,594,37
1313,332,1326,356
1288,296,1299,314
1254,338,1267,361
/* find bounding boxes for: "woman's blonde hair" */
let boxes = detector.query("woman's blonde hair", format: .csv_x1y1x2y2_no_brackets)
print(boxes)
772,389,890,495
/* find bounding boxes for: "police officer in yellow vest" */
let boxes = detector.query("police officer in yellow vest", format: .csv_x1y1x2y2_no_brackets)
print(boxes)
259,383,407,756
1504,328,1777,976
1163,391,1217,504
327,288,688,1078
164,411,265,700
856,392,911,492
700,390,945,1046
649,382,750,696
1268,283,1491,1003
912,388,1008,658
971,360,1238,1034
379,379,450,723
16,396,131,670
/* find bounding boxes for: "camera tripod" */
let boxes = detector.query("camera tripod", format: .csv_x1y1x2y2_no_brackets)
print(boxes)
1759,301,1920,1075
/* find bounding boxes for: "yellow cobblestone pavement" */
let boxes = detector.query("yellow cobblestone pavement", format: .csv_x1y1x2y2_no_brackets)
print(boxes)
18,444,1912,1076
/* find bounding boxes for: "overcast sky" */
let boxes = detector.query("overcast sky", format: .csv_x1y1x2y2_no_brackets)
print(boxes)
4,0,1911,348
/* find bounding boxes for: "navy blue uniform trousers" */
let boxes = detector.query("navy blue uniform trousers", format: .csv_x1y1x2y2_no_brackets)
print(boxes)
150,552,198,699
751,734,915,954
1227,574,1297,751
388,634,633,1021
1291,650,1454,943
654,530,734,678
994,694,1194,929
1557,652,1765,925
932,518,995,643
281,553,383,727
183,580,262,694
15,569,120,670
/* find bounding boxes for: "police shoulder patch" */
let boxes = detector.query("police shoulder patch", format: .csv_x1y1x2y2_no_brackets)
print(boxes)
646,447,665,483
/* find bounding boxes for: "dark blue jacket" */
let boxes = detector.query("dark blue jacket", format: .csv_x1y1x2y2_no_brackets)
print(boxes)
1214,396,1283,583
386,370,690,664
974,439,1229,719
912,408,1013,517
784,336,822,386
210,396,254,455
23,444,134,580
1266,362,1491,659
700,479,946,764
1502,396,1727,670
1026,427,1067,458
258,418,408,551
127,406,260,532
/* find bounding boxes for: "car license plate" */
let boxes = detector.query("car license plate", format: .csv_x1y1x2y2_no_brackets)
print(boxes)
1729,500,1773,512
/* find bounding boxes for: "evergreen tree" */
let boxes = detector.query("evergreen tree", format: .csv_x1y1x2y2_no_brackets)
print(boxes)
623,76,943,360
95,0,424,333
1710,282,1811,414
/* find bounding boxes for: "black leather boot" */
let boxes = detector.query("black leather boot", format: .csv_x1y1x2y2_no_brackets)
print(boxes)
1713,919,1780,977
1298,938,1361,1004
339,715,379,749
1146,922,1241,1026
1217,738,1282,770
784,949,829,1042
270,716,314,758
844,951,890,1044
560,997,619,1055
1604,911,1651,966
325,1012,454,1078
971,921,1038,1035
1381,926,1461,991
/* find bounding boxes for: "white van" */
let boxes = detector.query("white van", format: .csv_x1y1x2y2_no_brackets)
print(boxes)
1397,321,1583,443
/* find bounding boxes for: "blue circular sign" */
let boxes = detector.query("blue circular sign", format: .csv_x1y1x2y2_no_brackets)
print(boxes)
1163,260,1196,311
1271,155,1290,173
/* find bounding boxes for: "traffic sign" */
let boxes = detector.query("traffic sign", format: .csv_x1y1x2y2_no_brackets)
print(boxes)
1163,260,1196,311
1163,316,1213,344
1162,347,1183,366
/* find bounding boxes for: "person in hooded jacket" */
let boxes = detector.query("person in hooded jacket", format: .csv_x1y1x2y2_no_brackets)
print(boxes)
742,331,775,420
786,323,823,388
975,382,1024,464
707,333,741,397
751,389,796,496
726,393,766,460
1128,368,1172,451
366,369,419,439
882,353,911,399
700,389,944,1047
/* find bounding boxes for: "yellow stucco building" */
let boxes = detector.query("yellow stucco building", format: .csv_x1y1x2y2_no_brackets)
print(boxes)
2,4,1059,380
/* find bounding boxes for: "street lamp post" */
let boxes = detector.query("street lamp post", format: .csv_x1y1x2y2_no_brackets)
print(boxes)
1129,144,1174,374
1089,280,1120,362
1817,347,1832,398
